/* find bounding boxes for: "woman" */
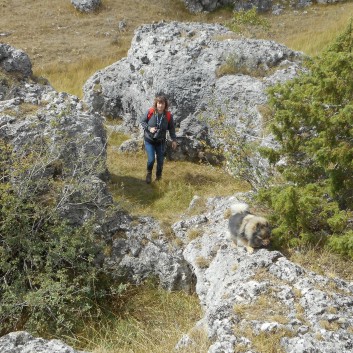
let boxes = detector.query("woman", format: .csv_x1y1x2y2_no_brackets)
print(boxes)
140,95,177,183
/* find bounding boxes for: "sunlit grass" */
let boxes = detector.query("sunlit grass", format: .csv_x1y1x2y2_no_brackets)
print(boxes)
106,130,249,224
264,4,353,56
34,55,124,98
71,281,209,353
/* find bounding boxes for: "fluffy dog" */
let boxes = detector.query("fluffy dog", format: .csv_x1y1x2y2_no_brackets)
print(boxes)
228,202,271,253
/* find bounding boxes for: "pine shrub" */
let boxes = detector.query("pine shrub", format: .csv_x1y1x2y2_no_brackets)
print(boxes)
259,21,353,257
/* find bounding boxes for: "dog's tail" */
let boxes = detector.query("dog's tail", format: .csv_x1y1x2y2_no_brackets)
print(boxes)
230,202,249,215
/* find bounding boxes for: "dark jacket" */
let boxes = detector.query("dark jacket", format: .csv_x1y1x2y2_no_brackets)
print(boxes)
140,109,177,143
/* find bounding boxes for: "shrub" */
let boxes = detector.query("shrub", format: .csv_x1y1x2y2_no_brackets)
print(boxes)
0,139,124,335
227,8,270,33
259,21,353,257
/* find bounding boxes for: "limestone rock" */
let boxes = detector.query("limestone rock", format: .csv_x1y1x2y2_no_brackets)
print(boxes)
71,0,101,13
0,43,32,78
182,0,345,13
174,194,353,352
0,331,88,353
101,211,193,291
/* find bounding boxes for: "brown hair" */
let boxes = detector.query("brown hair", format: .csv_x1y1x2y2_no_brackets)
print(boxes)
153,95,169,111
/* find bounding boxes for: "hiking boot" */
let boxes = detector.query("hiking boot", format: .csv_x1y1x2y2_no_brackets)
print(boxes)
146,171,152,184
156,175,162,181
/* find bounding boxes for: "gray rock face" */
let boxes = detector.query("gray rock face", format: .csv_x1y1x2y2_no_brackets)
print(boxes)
84,22,301,127
173,194,353,353
0,43,32,78
0,331,87,353
184,0,273,13
102,211,193,291
0,80,110,226
71,0,101,13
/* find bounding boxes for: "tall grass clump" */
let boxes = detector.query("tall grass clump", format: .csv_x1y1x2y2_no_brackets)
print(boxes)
72,280,209,353
227,7,270,35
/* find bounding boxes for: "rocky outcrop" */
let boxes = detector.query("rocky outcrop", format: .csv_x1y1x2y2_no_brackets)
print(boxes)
71,0,101,13
83,21,302,169
101,211,193,291
184,0,272,13
0,76,110,226
0,44,32,79
0,43,191,291
182,0,345,13
173,194,353,352
0,331,87,353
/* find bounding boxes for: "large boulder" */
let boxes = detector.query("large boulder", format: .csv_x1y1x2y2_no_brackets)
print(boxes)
0,80,110,226
184,0,272,13
84,22,301,128
173,194,353,352
83,21,302,170
101,211,193,291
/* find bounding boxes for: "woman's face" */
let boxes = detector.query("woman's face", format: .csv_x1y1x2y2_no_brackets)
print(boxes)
156,100,166,113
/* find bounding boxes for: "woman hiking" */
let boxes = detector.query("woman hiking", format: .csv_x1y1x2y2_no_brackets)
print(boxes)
140,95,177,184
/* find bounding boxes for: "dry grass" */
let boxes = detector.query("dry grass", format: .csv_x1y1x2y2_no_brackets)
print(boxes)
263,3,353,56
107,147,249,223
287,247,353,282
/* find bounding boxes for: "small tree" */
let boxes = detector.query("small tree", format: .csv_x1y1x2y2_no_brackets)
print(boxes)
259,21,353,256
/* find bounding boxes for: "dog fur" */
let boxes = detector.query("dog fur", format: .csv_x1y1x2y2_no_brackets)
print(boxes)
228,202,271,253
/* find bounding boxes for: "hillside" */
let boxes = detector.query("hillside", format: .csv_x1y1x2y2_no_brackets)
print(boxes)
1,1,353,353
2,0,353,97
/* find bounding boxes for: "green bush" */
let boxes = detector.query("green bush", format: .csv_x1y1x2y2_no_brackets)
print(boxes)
227,8,270,33
259,21,353,257
0,139,124,336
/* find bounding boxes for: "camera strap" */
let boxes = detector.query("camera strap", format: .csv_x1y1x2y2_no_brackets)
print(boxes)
156,113,165,129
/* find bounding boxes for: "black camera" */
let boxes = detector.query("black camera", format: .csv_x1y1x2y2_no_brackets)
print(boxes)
153,129,161,140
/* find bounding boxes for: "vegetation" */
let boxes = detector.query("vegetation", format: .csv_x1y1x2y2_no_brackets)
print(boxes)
0,139,128,336
259,21,353,258
2,1,353,352
72,280,208,353
227,7,270,33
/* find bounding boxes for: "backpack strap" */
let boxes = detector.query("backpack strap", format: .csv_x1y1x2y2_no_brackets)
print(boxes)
147,108,155,120
147,108,171,123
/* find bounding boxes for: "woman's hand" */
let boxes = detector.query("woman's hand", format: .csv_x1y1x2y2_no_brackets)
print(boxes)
150,127,158,133
172,140,178,150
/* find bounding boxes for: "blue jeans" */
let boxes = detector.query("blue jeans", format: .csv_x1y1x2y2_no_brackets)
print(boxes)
144,139,165,177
